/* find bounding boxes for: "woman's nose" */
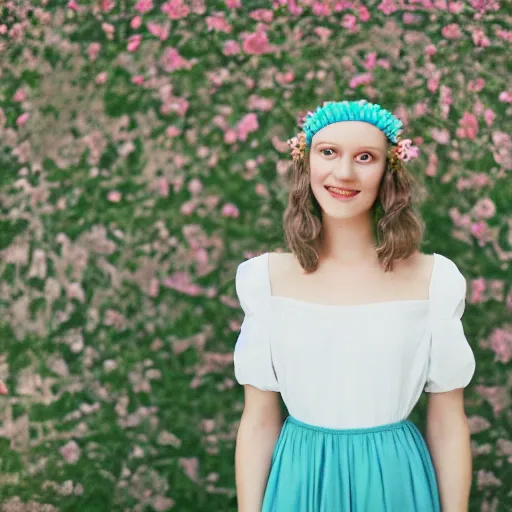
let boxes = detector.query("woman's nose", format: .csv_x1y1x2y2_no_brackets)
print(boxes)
331,158,357,180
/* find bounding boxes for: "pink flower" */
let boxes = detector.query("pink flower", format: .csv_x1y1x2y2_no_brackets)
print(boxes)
131,75,145,85
60,440,81,464
221,203,239,218
162,272,199,295
180,200,197,215
276,70,294,85
489,328,512,364
101,23,115,36
104,309,126,329
148,278,159,298
430,128,450,145
130,16,142,29
242,30,273,55
468,78,485,92
475,385,509,417
152,497,175,511
471,27,490,47
160,47,192,72
467,415,491,434
483,108,496,127
496,29,512,42
287,132,306,161
161,0,190,20
499,91,512,103
470,0,500,12
158,177,169,197
449,1,465,13
236,113,259,142
206,13,232,33
147,21,169,40
472,197,496,220
341,14,358,31
179,457,199,482
187,178,203,195
95,72,108,84
403,13,421,24
470,277,486,304
249,9,273,22
127,34,142,52
255,183,268,197
165,125,181,137
135,0,153,13
67,283,85,303
442,23,462,40
395,139,418,162
9,23,25,42
424,44,437,56
470,220,486,238
101,0,115,12
223,40,240,56
107,190,122,202
87,42,101,61
103,359,117,372
67,0,80,11
363,52,377,71
349,72,373,89
477,470,502,490
314,26,332,45
223,129,238,144
456,112,479,140
13,88,27,102
0,381,7,395
425,152,438,177
378,0,398,15
16,113,30,126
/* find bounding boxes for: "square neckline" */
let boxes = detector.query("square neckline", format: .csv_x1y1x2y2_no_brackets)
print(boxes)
265,251,438,310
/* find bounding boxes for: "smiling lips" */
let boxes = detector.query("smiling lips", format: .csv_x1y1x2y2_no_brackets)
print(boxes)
325,186,360,198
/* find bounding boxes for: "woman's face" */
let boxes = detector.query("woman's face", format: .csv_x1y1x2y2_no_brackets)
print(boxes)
309,121,388,220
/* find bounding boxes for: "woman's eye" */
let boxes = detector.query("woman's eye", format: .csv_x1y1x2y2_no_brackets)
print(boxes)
320,149,373,162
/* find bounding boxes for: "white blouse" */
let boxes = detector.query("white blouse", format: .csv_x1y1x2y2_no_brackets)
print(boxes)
233,252,476,429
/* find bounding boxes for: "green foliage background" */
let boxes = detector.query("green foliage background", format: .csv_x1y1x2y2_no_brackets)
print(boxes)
0,1,510,511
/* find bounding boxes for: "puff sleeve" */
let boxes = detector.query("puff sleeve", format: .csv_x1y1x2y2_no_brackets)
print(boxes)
233,256,280,392
425,254,476,393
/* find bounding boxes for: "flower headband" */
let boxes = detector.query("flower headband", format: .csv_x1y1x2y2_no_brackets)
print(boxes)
287,99,416,168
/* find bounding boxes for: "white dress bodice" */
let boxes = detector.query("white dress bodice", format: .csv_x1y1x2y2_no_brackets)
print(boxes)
233,252,476,429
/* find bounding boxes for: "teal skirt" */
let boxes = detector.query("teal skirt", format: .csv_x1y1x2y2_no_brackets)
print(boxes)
262,415,440,512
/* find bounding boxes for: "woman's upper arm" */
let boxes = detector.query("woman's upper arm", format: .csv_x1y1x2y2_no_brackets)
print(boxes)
242,384,283,425
426,388,467,427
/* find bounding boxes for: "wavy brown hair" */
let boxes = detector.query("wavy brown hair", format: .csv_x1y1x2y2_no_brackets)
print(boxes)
282,147,427,273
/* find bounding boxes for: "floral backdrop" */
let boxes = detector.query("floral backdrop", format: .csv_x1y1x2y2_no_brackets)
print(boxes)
0,0,511,511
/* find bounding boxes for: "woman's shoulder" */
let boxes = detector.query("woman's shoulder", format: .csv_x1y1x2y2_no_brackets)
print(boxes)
237,251,269,273
268,251,294,267
267,251,297,291
392,250,434,283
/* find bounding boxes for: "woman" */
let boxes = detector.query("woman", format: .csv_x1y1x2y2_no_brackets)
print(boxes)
233,100,476,511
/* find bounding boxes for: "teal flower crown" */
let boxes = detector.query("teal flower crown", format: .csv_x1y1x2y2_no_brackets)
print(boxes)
287,99,416,164
302,99,404,146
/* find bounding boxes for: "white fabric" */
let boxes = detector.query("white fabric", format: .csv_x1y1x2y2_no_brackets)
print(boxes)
233,252,476,429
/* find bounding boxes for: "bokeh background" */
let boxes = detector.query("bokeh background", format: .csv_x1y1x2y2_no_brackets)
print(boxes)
0,0,511,511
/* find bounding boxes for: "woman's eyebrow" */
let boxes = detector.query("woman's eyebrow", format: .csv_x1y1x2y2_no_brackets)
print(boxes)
313,141,383,152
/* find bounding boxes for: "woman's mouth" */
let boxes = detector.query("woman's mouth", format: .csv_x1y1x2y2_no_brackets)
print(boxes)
325,186,360,199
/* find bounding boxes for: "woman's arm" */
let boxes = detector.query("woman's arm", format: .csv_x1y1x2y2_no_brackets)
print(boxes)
425,388,473,512
235,384,283,512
